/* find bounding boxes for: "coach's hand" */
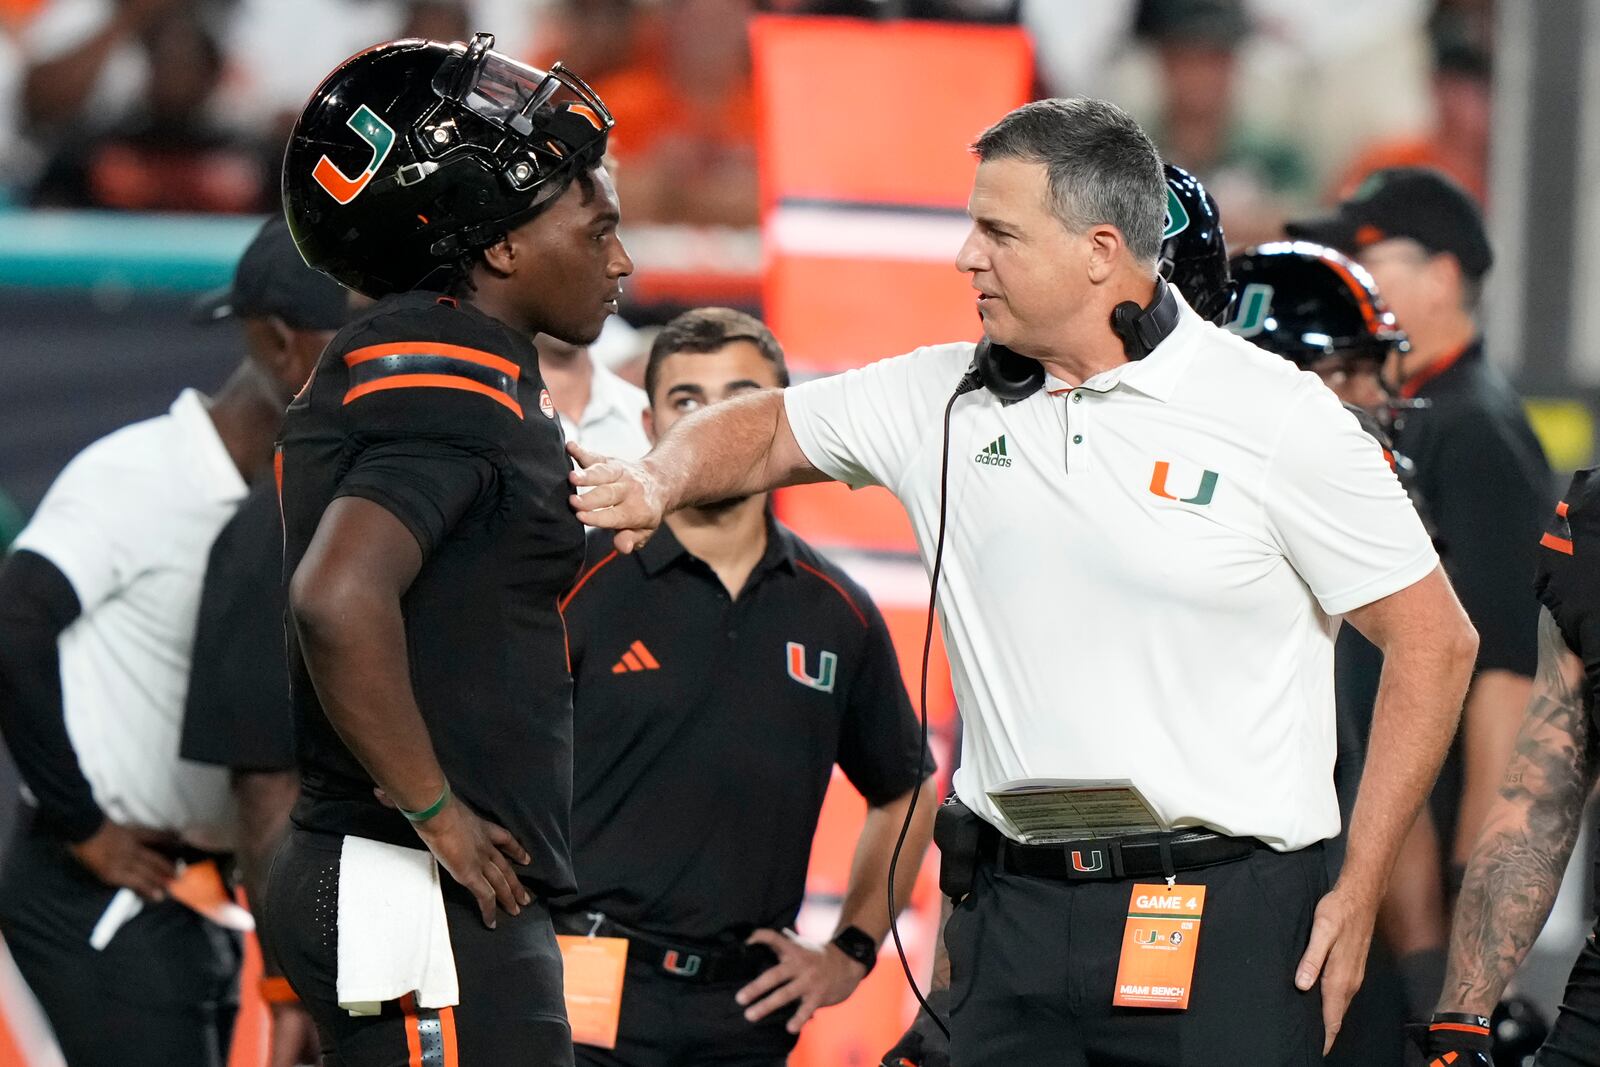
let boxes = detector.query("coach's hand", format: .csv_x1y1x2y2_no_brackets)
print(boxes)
737,928,867,1034
69,820,179,901
567,443,667,552
1295,880,1380,1052
412,797,532,929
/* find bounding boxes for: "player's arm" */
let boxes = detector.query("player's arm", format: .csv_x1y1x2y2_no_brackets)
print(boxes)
570,390,825,550
1437,606,1596,1015
289,497,531,928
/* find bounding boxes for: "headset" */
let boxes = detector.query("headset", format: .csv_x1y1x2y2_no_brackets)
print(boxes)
883,276,1183,1046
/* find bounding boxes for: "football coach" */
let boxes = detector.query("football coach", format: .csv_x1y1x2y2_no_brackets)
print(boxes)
567,98,1478,1065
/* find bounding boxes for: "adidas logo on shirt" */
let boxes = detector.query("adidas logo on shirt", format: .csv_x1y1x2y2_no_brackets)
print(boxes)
611,639,660,674
974,434,1012,467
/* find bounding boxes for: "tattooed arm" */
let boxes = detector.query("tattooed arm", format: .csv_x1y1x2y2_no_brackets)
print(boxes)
1437,606,1598,1014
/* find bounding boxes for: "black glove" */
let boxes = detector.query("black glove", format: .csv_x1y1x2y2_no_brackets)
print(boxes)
880,989,950,1067
1407,1013,1493,1067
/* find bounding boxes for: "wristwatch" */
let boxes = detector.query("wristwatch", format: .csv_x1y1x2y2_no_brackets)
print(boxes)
831,925,878,975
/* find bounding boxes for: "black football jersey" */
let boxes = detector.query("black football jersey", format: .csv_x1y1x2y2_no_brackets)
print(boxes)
278,292,585,896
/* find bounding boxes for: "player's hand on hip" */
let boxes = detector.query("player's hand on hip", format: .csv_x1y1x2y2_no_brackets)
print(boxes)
736,927,868,1035
68,821,180,901
1294,880,1379,1053
412,797,532,929
567,442,666,552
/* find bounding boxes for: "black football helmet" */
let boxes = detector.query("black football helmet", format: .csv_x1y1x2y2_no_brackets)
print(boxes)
1160,163,1232,324
1225,240,1407,367
283,32,612,298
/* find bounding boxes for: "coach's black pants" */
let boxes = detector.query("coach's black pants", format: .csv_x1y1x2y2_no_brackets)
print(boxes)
0,812,241,1067
571,955,796,1067
947,841,1327,1066
262,828,573,1067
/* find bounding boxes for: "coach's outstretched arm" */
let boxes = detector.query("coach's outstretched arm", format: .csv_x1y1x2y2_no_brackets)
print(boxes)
570,389,827,549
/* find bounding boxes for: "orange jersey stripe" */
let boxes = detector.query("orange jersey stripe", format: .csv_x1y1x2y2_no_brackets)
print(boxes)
1558,500,1570,518
344,341,521,379
343,374,523,417
1429,1022,1491,1036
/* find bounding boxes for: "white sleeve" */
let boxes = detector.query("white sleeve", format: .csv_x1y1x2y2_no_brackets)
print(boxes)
21,0,115,59
783,345,968,492
10,444,136,613
1263,379,1438,616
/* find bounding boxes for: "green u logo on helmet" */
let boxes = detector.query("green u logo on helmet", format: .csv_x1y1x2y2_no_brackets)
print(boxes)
1226,283,1274,339
312,105,396,205
1162,186,1191,241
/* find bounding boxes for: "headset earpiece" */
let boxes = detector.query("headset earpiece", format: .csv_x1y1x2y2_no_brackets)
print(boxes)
1110,276,1181,361
974,337,1045,403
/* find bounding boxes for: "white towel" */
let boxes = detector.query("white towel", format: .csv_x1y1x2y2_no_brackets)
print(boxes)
336,836,459,1016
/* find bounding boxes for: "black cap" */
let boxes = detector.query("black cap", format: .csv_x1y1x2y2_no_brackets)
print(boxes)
1135,0,1250,45
193,216,352,330
1286,167,1492,279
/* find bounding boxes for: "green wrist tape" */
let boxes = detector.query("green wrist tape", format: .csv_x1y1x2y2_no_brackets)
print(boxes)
400,785,450,823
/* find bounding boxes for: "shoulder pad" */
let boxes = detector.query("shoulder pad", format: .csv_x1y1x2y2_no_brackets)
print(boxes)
334,294,533,421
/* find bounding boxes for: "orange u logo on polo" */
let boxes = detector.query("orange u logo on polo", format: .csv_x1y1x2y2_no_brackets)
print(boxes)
1149,461,1220,506
312,104,396,205
786,642,837,693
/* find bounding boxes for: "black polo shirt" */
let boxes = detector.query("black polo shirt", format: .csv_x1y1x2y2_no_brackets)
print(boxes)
560,518,931,944
1394,338,1552,677
181,477,294,774
278,292,585,897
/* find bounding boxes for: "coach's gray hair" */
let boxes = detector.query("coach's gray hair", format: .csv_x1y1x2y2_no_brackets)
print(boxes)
973,98,1167,265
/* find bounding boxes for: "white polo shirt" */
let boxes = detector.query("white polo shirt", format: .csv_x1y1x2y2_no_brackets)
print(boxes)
12,390,246,851
784,292,1437,850
558,362,650,461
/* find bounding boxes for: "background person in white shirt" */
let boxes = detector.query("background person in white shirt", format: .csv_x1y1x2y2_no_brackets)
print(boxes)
538,318,651,461
0,217,346,1067
568,97,1478,1064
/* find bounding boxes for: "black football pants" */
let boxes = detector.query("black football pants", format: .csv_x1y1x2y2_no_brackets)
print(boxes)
262,828,573,1067
947,842,1327,1066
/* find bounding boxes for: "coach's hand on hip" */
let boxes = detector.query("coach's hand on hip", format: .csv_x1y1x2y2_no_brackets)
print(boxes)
69,821,180,901
736,927,868,1035
568,442,667,551
1296,874,1381,1051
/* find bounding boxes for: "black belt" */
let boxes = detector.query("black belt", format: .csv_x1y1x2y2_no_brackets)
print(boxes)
983,823,1267,882
550,911,778,985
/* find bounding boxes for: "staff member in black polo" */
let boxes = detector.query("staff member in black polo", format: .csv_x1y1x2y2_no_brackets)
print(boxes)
179,218,356,1067
558,307,937,1066
1289,169,1553,889
0,216,347,1066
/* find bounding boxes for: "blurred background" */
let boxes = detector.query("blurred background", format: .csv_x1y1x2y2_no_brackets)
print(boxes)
0,0,1593,1064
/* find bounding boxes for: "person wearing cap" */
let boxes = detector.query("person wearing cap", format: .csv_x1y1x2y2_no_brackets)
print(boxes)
0,215,348,1067
178,216,356,1067
1289,168,1553,904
